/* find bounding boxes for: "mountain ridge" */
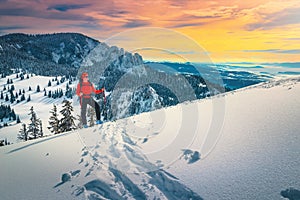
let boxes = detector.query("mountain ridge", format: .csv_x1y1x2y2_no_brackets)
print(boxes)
0,32,99,76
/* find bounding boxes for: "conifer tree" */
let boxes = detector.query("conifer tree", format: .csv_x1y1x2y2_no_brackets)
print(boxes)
36,85,40,92
11,109,16,120
10,84,15,91
18,123,28,141
59,100,76,132
27,106,40,140
16,115,21,123
20,93,25,101
27,95,31,102
48,104,60,134
10,92,15,103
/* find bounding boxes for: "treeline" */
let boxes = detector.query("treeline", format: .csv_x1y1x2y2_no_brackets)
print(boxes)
45,78,75,99
0,71,75,107
1,70,34,105
0,104,20,128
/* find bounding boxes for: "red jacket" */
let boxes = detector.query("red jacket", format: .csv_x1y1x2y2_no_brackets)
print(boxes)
76,81,104,98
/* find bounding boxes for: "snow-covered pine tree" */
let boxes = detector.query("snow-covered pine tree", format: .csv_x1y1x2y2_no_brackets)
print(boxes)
10,84,15,91
48,104,60,134
36,85,40,92
16,115,21,123
11,109,16,120
18,123,28,141
59,100,76,132
20,93,25,101
59,89,63,98
87,107,96,127
27,106,40,140
65,83,73,98
27,95,31,102
10,92,15,103
5,138,10,145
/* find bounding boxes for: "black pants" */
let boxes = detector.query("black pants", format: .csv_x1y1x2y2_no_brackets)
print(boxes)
81,97,100,125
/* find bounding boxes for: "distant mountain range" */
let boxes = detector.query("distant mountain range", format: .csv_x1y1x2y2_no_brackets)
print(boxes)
0,32,275,121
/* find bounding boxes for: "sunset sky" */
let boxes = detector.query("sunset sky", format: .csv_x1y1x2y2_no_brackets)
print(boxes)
0,0,299,63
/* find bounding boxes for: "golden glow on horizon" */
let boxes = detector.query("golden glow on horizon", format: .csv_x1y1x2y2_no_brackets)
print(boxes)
0,0,299,63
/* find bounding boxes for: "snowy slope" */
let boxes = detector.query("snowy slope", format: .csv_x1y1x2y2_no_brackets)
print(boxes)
0,120,202,199
169,77,300,200
0,77,299,200
0,73,77,143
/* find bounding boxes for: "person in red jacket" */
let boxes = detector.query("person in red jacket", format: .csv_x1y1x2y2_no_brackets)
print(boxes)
76,72,104,128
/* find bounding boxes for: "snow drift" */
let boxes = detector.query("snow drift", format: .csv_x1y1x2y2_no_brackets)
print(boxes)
0,77,299,200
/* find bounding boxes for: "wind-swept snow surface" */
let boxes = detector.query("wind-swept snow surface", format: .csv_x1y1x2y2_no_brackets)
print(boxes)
0,77,299,200
170,77,300,200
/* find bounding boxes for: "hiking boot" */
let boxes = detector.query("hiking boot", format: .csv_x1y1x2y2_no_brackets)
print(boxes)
83,124,88,128
96,120,103,125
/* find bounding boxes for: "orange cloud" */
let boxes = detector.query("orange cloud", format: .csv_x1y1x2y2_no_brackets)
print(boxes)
0,0,299,62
